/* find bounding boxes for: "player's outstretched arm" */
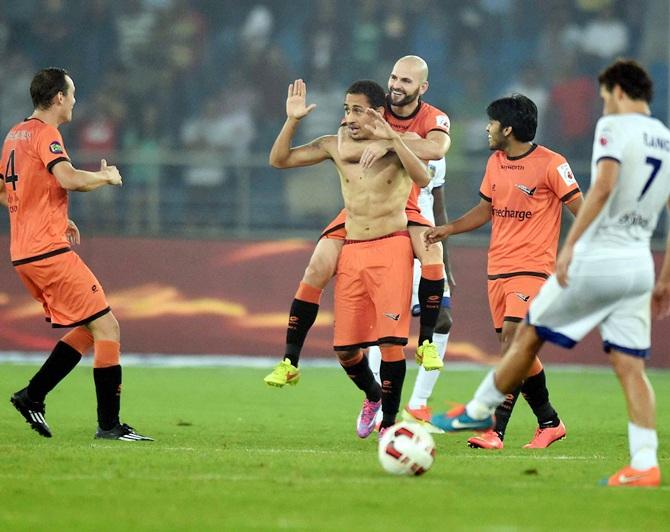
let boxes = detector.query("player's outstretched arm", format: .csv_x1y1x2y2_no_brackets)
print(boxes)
652,200,670,319
556,159,618,287
52,159,123,192
269,79,332,169
364,108,429,187
424,199,492,247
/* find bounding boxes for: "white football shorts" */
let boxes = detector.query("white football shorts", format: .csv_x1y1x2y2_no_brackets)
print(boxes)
528,252,654,358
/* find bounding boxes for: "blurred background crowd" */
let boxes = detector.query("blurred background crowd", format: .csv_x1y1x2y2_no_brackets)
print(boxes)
0,0,668,243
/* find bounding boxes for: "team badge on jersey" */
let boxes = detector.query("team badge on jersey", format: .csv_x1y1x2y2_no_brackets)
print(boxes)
557,162,576,186
435,115,450,130
49,141,64,154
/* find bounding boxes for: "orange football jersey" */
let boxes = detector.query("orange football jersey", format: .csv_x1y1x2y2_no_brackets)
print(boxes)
479,144,581,277
1,118,71,262
384,100,450,212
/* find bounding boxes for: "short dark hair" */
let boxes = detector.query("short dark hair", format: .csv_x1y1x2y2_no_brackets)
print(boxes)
486,94,537,142
30,68,70,109
345,80,386,109
598,59,653,103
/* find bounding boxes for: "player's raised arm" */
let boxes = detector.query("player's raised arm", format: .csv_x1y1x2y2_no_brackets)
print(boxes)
364,108,429,187
269,79,332,169
52,158,123,192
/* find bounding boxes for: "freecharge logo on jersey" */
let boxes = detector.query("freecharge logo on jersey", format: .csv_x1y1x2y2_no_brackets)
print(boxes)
49,141,64,154
557,162,576,186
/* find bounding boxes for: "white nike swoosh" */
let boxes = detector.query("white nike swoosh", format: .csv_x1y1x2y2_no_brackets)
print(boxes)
618,474,647,484
449,417,489,430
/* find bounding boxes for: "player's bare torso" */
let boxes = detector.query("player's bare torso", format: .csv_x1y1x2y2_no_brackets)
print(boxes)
316,131,412,240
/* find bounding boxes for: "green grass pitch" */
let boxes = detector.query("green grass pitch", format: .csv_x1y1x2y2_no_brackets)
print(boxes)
1,363,668,531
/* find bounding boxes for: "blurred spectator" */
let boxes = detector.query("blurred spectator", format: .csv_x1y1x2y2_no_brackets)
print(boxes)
536,6,582,83
244,43,296,151
158,0,207,113
115,0,158,69
0,52,34,137
72,0,118,92
123,104,165,235
579,5,630,69
303,0,342,82
380,0,411,64
545,58,599,162
26,0,74,67
409,0,452,99
75,91,126,231
180,82,257,228
349,0,383,79
240,4,274,55
504,63,549,142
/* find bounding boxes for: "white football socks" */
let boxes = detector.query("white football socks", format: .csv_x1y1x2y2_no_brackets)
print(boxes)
466,370,506,420
367,345,382,385
628,422,659,470
408,332,449,409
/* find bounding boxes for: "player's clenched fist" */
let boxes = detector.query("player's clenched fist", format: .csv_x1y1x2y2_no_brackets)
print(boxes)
286,79,317,120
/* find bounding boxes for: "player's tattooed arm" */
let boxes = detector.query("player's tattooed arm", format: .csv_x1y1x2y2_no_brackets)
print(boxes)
270,133,335,169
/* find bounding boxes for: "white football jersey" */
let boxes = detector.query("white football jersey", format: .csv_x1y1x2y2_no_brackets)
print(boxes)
417,157,446,224
576,114,670,254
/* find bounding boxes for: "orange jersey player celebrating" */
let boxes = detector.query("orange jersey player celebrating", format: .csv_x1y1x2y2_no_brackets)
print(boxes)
269,78,430,436
265,55,452,388
1,68,152,442
425,94,582,449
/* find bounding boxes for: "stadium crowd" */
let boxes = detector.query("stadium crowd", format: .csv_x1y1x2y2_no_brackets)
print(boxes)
0,0,667,235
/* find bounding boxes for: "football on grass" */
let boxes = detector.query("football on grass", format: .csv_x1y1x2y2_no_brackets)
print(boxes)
378,421,436,476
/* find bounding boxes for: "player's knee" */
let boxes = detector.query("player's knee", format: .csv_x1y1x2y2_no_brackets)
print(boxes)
434,310,452,334
87,312,120,342
416,242,443,265
303,257,335,288
610,350,645,377
336,349,361,366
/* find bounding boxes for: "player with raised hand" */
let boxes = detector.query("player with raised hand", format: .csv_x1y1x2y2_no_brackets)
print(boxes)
430,59,670,487
265,55,452,388
2,67,152,442
269,77,430,436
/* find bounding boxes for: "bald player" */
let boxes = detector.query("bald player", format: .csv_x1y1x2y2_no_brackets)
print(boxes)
265,56,453,387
